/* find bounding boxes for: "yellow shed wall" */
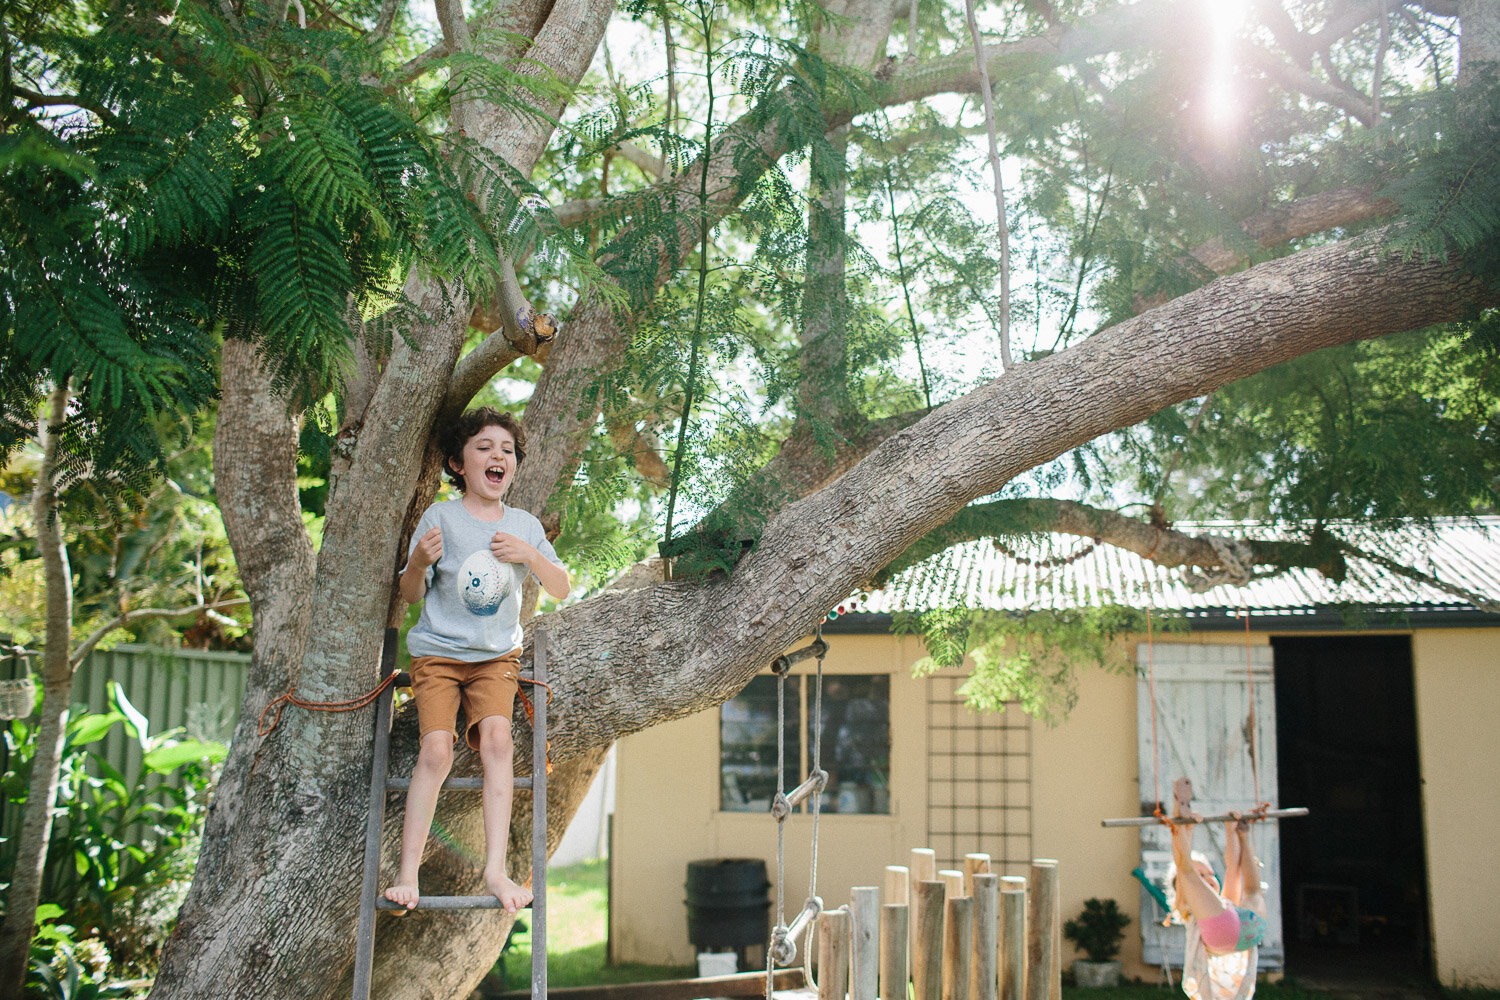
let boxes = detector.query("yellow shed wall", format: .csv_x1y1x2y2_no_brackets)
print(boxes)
610,632,933,968
610,626,1500,987
1411,629,1500,988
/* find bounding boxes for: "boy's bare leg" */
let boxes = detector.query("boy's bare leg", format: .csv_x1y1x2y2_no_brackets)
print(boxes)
385,730,456,909
477,715,532,913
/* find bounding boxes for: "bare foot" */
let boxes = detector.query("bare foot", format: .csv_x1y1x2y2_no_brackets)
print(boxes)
384,883,420,910
1173,777,1199,820
485,867,533,913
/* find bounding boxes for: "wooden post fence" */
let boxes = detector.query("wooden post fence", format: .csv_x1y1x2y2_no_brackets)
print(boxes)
879,903,908,1000
971,873,999,1000
1000,879,1026,1000
942,895,973,1000
1026,860,1060,1000
818,909,851,1000
851,887,879,1000
963,854,991,895
912,879,945,1000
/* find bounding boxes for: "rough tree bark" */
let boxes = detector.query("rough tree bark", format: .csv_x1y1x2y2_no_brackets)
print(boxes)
146,2,1494,999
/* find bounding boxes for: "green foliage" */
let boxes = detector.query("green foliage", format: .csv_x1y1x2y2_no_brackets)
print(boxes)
0,684,224,979
1063,897,1130,962
0,0,597,448
1380,73,1500,281
1119,330,1500,524
900,603,1167,724
26,916,129,1000
0,414,246,651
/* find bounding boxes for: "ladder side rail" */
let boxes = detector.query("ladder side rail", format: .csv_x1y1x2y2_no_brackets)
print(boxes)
352,628,400,1000
531,629,548,1000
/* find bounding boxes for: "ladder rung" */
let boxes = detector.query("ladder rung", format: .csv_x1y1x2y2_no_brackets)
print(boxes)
375,894,533,911
386,776,533,791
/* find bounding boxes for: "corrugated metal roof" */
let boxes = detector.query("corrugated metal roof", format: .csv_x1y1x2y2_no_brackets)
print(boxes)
859,516,1500,617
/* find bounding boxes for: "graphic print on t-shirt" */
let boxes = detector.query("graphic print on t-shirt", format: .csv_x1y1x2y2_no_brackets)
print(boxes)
458,550,512,616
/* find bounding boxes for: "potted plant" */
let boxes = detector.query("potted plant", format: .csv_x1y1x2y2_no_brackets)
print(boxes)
1063,897,1131,987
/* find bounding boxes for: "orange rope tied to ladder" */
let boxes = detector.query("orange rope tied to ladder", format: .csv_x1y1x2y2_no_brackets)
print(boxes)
259,672,401,736
259,667,556,775
515,678,555,774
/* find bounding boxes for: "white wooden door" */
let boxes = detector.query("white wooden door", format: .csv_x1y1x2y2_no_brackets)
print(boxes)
1135,642,1284,969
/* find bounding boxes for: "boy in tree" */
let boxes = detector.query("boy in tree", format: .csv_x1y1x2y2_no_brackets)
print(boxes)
384,407,570,912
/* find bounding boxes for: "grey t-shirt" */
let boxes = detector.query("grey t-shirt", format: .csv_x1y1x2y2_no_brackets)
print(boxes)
404,499,563,661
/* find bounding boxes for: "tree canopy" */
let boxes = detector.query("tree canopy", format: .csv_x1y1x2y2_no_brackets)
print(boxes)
3,0,1499,995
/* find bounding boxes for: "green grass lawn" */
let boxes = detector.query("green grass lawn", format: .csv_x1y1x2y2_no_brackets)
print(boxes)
495,859,694,990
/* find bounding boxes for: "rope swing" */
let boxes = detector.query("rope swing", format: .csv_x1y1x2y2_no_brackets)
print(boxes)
765,621,832,995
1102,601,1309,828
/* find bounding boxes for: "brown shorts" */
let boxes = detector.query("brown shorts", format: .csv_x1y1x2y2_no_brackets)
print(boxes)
409,651,520,750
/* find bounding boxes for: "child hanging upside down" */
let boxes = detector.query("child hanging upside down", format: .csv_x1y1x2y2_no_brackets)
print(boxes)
384,407,570,913
1167,777,1269,1000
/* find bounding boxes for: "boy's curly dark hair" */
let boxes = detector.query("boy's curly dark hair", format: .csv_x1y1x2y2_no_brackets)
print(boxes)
440,407,526,492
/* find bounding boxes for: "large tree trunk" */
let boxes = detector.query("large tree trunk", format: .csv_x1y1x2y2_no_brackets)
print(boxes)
147,0,1498,996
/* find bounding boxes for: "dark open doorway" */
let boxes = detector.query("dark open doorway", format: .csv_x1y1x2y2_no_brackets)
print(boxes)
1272,635,1431,988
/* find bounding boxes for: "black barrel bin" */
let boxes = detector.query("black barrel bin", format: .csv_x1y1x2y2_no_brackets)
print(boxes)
684,858,770,962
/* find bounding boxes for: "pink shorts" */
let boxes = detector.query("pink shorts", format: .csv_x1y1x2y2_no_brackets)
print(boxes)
1197,907,1242,953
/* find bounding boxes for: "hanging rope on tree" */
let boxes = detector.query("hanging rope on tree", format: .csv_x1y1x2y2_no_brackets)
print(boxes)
765,620,833,996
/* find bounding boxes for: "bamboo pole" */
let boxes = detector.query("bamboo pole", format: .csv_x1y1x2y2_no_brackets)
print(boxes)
943,895,973,1000
880,903,909,1000
818,909,851,1000
1027,861,1059,1000
852,887,880,1000
1000,881,1026,1000
940,870,966,899
912,880,945,1000
971,873,999,1000
964,853,991,895
1100,807,1308,827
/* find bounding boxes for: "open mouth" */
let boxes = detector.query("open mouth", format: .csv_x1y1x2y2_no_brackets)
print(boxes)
486,468,504,484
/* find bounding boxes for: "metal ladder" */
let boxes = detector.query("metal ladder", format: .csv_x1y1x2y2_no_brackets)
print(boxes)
352,628,548,1000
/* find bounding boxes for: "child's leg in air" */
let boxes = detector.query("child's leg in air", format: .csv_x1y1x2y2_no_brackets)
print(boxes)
1223,815,1245,906
1171,778,1229,924
1232,818,1267,920
384,729,456,908
1171,817,1229,923
477,714,532,912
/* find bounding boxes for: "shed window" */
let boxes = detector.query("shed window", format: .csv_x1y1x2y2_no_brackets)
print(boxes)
720,674,890,814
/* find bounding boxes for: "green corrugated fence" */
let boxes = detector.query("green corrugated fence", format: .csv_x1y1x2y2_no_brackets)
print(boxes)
72,643,250,774
0,643,250,848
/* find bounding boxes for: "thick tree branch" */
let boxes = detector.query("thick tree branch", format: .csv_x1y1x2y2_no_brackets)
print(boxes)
1191,184,1399,273
1244,43,1379,125
1136,183,1401,309
871,498,1351,584
551,196,607,227
12,84,120,125
523,229,1499,759
616,140,667,178
69,598,250,669
386,40,453,88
